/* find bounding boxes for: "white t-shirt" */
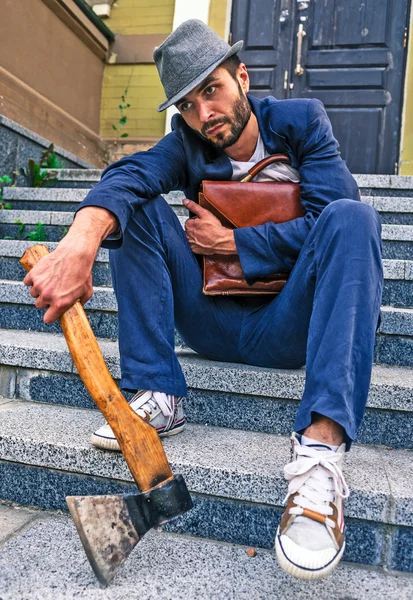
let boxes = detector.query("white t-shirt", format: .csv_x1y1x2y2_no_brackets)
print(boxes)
229,133,300,183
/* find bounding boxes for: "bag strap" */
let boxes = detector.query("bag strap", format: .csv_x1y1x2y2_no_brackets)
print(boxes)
239,153,291,183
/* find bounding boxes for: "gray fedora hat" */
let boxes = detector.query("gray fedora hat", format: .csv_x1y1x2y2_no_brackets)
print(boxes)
154,19,243,112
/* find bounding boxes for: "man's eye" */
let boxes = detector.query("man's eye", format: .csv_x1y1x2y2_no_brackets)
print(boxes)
205,86,216,95
180,102,191,112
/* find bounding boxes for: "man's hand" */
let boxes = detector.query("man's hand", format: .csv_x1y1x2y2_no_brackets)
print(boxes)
183,199,237,255
23,206,118,324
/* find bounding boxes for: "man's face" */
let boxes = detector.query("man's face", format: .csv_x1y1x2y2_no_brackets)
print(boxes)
176,65,251,150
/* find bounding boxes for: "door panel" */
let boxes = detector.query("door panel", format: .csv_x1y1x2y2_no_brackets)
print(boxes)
307,69,385,89
328,108,381,173
231,0,410,174
334,0,389,46
231,0,294,99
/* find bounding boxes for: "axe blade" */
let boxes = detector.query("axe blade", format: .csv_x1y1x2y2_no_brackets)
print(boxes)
66,494,146,587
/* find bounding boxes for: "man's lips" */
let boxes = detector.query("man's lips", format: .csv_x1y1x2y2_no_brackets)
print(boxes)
205,122,226,136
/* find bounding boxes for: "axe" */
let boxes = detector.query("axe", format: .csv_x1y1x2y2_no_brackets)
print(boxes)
21,244,193,587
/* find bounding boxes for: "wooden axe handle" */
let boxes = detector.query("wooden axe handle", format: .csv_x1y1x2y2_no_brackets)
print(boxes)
20,244,173,491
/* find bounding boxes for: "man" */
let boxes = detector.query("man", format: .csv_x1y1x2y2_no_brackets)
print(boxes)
24,20,383,581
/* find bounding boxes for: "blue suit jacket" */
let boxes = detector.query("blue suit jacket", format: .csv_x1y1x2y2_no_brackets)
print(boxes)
78,95,359,283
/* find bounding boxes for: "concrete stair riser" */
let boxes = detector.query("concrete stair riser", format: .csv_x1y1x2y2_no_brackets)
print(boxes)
2,188,186,214
0,459,402,570
14,170,413,191
4,187,413,223
0,241,112,287
2,204,413,261
0,331,412,448
0,364,412,449
0,280,412,365
2,242,413,306
1,260,411,308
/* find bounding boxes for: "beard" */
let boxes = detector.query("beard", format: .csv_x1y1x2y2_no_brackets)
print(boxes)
199,85,251,149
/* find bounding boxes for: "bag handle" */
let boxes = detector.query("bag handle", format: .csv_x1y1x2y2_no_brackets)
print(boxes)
239,153,291,183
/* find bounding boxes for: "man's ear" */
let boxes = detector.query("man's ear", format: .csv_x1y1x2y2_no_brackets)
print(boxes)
237,63,250,94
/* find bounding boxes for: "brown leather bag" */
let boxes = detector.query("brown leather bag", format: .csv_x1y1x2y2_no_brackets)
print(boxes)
198,154,303,296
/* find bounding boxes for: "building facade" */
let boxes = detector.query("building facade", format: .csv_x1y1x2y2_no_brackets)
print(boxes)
96,0,413,174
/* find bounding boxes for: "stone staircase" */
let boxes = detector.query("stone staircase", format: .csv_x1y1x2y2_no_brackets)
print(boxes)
0,170,412,589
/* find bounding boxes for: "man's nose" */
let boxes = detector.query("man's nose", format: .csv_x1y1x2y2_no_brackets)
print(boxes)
197,101,214,123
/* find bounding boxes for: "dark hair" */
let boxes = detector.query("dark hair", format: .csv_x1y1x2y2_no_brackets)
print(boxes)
220,54,241,79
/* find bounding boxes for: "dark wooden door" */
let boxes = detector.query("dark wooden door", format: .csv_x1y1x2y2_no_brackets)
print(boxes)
231,0,411,174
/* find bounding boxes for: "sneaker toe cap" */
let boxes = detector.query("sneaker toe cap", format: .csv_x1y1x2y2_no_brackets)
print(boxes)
276,532,343,578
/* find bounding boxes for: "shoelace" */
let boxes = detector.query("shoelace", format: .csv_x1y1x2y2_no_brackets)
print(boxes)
130,391,176,430
283,443,350,526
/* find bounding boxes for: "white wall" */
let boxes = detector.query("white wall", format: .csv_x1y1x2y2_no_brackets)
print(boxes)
164,0,211,134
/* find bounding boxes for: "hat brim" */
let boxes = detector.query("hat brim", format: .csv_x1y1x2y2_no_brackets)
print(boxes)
157,40,244,112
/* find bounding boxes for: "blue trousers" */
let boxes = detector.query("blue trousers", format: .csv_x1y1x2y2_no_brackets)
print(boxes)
109,196,383,447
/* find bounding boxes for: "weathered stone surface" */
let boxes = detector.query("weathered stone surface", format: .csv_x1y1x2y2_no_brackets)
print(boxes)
1,512,412,599
0,400,405,525
382,224,413,241
0,502,40,543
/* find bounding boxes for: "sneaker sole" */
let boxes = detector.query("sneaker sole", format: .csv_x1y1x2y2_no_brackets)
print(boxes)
90,423,185,452
274,527,346,581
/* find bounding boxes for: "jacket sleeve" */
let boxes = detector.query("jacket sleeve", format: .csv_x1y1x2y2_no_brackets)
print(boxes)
233,99,359,283
75,132,188,248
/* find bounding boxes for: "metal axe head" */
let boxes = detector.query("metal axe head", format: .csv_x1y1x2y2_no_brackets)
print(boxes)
66,474,192,587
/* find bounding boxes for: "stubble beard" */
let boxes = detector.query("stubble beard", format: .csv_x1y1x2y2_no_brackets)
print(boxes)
200,85,251,150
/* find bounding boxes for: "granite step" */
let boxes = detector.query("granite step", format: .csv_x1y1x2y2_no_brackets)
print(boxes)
0,209,187,242
363,196,413,225
37,170,413,193
0,240,112,287
4,186,413,224
0,329,412,449
354,174,413,196
1,504,412,600
23,167,100,189
1,207,413,260
1,240,412,308
0,398,412,572
2,187,186,213
0,276,411,366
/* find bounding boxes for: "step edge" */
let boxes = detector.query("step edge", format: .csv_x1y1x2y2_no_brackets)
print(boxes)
0,400,410,527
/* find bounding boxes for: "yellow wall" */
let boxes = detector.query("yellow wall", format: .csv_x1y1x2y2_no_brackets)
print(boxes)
209,0,229,40
107,0,174,34
100,64,166,137
100,0,230,140
100,0,174,139
400,11,413,175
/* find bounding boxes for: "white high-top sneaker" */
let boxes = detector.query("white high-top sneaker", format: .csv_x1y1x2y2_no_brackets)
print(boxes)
90,390,185,451
275,432,349,580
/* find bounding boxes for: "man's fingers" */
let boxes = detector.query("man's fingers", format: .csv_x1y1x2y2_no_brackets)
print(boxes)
42,298,77,324
23,272,33,287
183,198,206,217
184,216,197,231
43,305,65,325
80,289,93,306
29,286,39,299
34,297,49,310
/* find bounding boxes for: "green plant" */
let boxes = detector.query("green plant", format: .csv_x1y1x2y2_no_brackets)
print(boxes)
112,88,131,138
3,220,47,241
60,226,69,240
4,219,26,240
25,222,47,242
20,144,61,188
40,143,62,169
0,171,18,207
21,160,58,188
